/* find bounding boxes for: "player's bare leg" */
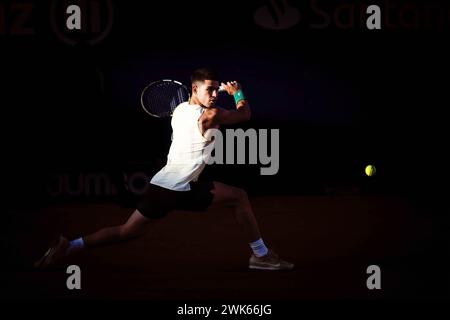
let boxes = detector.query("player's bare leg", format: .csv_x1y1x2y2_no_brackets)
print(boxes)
34,210,157,268
83,209,156,248
211,181,294,270
211,181,261,243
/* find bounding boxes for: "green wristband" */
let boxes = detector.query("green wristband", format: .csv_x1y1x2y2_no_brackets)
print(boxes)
234,89,246,104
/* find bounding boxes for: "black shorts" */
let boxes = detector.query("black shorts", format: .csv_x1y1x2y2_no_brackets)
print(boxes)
136,180,215,219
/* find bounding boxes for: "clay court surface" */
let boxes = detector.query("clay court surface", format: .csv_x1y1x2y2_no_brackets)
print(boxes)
3,195,448,301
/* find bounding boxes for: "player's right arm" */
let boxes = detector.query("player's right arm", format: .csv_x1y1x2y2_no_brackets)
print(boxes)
204,81,251,126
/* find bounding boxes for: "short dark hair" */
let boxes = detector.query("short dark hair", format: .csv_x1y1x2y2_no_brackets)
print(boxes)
191,68,219,84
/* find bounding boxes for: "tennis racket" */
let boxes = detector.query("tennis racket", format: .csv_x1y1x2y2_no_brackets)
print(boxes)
140,79,225,118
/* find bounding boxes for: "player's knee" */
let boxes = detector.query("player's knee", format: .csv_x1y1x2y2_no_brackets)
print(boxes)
119,225,145,240
118,226,132,240
233,187,249,206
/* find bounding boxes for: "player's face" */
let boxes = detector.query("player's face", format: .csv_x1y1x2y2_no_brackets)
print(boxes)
194,80,220,108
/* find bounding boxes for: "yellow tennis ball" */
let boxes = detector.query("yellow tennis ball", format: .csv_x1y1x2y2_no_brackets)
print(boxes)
365,165,376,177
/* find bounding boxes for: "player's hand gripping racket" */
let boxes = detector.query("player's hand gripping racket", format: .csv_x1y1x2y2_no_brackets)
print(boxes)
140,79,225,118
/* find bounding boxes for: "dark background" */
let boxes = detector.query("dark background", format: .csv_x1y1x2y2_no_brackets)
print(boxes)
2,0,448,205
1,0,449,304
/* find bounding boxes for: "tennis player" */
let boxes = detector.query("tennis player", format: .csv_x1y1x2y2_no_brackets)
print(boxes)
35,68,294,271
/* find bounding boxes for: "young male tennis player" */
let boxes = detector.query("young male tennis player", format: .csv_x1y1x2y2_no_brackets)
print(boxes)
35,68,294,271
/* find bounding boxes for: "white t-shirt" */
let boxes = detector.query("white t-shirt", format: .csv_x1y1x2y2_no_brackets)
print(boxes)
150,102,214,191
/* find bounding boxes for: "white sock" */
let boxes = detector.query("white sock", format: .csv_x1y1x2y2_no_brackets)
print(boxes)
67,237,85,255
249,238,268,257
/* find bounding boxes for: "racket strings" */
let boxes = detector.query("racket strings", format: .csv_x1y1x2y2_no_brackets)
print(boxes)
143,82,190,117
